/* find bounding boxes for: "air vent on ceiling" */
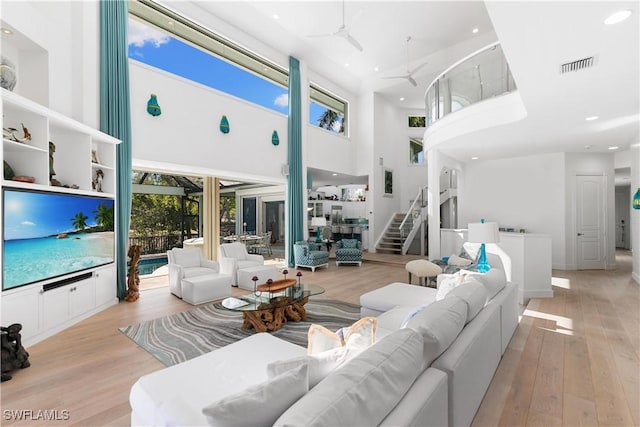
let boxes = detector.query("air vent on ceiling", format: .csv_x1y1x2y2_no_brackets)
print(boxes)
560,56,595,74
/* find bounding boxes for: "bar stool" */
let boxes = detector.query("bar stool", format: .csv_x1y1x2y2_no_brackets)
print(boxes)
340,226,353,239
331,225,341,241
352,226,362,242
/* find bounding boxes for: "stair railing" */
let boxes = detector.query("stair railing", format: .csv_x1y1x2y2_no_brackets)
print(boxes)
399,186,427,240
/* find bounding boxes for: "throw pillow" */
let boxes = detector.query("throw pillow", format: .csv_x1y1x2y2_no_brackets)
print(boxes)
436,272,464,301
202,363,309,427
307,317,377,354
342,239,358,249
447,254,473,267
267,346,358,389
445,278,488,322
274,329,424,427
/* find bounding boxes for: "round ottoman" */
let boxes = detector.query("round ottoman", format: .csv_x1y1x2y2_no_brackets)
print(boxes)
405,260,442,287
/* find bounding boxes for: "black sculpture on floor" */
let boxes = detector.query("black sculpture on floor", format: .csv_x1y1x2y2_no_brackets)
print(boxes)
1,323,30,382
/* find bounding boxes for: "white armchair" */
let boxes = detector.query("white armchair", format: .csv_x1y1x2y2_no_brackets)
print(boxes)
219,242,265,286
167,247,220,298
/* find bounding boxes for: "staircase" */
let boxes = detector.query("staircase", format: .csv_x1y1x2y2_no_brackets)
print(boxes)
376,213,406,254
376,187,428,255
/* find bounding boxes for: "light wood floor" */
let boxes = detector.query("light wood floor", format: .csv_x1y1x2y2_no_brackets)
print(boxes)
0,251,637,426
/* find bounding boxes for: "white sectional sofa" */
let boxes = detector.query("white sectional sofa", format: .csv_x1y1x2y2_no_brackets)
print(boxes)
130,256,518,427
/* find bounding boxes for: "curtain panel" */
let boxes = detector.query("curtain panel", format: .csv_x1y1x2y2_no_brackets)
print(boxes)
287,56,304,266
99,0,133,299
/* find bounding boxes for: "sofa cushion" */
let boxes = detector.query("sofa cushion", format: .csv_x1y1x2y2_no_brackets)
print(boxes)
360,282,437,314
474,268,507,300
267,346,360,389
171,248,202,268
308,317,377,354
445,279,488,322
221,242,247,260
404,297,468,367
202,363,309,426
274,328,424,427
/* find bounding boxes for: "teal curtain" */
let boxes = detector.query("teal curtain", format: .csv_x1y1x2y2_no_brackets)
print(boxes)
287,57,304,266
100,0,132,299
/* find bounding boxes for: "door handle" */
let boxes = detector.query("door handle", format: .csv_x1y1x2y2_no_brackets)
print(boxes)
577,233,583,236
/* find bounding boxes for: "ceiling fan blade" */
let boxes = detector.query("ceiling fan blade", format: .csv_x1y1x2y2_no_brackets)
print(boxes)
346,34,363,52
409,61,428,76
307,33,334,38
381,75,409,80
407,76,418,87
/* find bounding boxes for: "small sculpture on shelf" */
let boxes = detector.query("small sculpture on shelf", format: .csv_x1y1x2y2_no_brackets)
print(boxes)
93,169,104,192
91,149,101,164
49,141,57,184
3,123,31,143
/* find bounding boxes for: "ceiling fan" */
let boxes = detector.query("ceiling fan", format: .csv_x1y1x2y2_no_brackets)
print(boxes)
307,0,364,52
383,37,427,87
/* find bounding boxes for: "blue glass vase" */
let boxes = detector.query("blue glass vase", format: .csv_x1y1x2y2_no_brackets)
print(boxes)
477,243,491,273
146,94,161,117
633,187,640,210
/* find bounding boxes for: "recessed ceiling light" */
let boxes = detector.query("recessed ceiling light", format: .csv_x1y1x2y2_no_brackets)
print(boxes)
585,145,592,149
332,173,338,176
585,116,599,121
608,146,619,150
1,28,13,35
604,10,632,25
399,97,405,101
345,63,349,68
374,67,379,72
472,28,479,34
167,20,174,26
471,156,479,160
272,14,280,20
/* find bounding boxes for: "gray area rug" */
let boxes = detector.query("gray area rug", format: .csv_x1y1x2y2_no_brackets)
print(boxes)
119,298,360,367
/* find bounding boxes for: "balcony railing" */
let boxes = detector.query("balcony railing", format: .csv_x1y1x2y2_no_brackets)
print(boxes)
425,42,516,127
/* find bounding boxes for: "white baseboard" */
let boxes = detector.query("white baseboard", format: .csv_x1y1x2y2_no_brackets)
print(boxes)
552,263,574,270
633,272,640,285
520,289,554,305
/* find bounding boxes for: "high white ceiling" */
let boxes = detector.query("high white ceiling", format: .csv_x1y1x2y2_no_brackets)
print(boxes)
192,1,497,108
182,1,638,171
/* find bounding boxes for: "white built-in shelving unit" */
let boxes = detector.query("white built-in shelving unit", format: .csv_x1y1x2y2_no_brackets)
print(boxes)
1,88,121,346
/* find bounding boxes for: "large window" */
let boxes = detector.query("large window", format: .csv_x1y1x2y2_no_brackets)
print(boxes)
128,0,289,114
409,137,424,165
309,84,348,136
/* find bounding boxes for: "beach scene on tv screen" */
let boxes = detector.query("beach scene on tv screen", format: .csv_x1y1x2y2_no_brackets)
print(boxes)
3,190,115,290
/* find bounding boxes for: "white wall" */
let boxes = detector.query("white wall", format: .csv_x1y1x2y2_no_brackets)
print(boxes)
427,149,465,259
370,93,404,247
459,152,566,268
631,143,640,283
564,152,616,270
130,61,288,183
2,1,99,126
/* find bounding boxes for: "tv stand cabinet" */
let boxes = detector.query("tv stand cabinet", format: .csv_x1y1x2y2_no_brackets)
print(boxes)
1,90,120,347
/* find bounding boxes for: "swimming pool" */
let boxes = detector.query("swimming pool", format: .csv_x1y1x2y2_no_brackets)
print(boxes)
135,256,168,275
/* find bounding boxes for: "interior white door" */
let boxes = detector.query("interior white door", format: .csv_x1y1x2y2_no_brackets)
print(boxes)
576,175,606,269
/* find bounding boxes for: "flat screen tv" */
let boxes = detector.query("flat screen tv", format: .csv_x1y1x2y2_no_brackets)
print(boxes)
2,188,115,291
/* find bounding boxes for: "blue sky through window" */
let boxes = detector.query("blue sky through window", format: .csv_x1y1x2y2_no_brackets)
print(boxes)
128,18,343,133
128,18,289,115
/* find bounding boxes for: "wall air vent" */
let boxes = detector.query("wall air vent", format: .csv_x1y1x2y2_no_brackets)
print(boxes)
560,56,595,74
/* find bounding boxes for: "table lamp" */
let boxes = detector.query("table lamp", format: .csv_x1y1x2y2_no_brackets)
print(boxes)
311,217,327,243
467,219,499,273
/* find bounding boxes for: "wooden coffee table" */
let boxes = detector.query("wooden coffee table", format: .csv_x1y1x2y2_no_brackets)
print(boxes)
222,283,324,332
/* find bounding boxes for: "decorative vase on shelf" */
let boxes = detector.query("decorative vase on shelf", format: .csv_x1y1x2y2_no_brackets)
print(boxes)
0,56,17,91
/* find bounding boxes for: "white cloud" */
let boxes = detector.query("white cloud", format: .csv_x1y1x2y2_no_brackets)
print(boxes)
274,94,289,108
21,221,35,226
128,19,170,48
332,120,342,132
